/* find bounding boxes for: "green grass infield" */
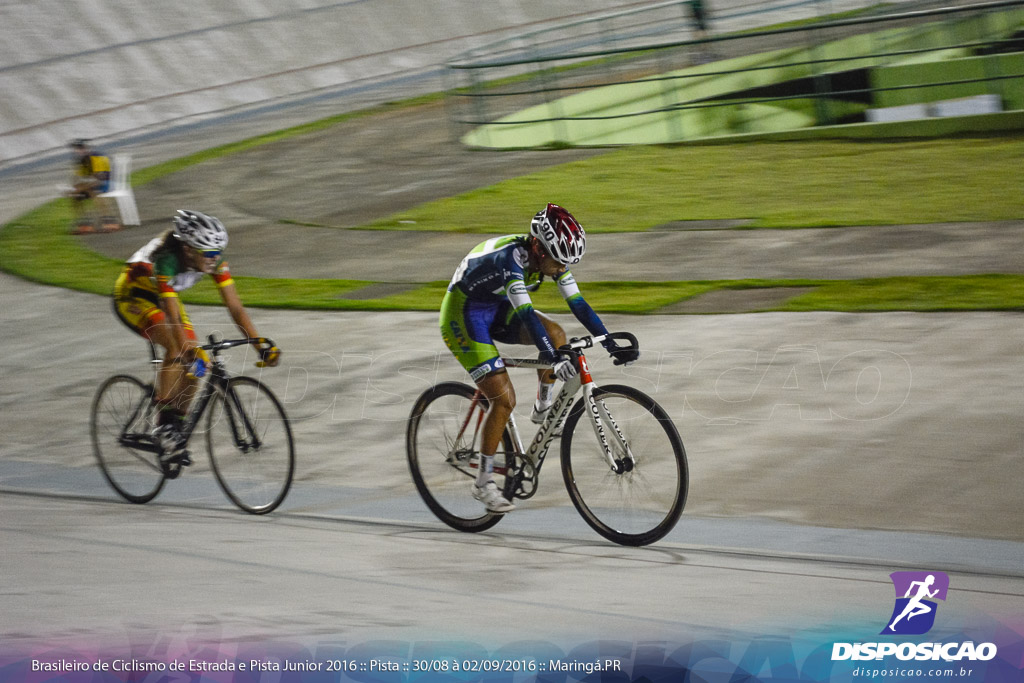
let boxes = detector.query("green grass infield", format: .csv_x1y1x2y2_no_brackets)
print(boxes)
2,105,1023,314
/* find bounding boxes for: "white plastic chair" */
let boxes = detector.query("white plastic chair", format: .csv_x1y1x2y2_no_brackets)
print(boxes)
98,154,141,226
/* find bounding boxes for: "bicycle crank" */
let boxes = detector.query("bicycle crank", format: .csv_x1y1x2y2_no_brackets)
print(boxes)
159,450,192,479
508,453,539,500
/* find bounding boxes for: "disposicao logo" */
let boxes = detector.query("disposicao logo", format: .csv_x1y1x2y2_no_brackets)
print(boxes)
831,570,998,663
881,571,949,635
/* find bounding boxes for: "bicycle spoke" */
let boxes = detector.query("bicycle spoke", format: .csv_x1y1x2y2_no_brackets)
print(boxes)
92,375,166,503
206,377,294,514
407,383,514,532
561,385,687,546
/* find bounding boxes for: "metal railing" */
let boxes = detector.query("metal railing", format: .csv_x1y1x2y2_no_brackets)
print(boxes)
445,0,1024,146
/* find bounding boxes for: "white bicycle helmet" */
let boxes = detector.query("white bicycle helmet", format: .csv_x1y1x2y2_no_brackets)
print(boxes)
529,203,586,265
173,209,228,251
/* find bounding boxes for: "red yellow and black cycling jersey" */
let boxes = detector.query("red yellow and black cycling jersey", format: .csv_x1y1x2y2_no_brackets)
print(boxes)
113,234,233,339
123,234,233,297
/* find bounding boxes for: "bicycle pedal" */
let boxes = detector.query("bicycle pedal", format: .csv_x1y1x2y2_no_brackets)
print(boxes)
169,448,193,467
160,449,192,468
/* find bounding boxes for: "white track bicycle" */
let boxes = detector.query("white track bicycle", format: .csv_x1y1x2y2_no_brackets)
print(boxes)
406,332,687,546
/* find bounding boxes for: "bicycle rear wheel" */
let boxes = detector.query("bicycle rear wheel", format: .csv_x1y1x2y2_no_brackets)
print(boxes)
206,376,294,514
560,384,687,546
92,374,166,504
407,382,515,533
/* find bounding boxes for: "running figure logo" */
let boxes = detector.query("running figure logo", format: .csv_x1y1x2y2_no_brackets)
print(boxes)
881,571,949,635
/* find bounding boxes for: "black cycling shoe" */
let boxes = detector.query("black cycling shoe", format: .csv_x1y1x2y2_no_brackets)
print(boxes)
153,424,192,471
166,449,192,467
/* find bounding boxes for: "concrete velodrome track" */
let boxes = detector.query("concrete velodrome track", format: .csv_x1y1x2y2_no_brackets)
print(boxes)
4,271,1024,651
4,115,1024,665
1,2,1024,677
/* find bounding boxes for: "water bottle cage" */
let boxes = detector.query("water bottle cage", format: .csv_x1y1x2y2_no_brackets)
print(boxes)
173,355,207,379
189,359,207,379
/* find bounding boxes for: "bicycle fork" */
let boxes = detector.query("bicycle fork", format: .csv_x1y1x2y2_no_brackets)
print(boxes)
221,384,262,453
579,357,635,474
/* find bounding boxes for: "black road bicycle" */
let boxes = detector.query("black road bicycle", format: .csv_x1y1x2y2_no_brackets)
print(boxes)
91,336,294,514
407,332,687,546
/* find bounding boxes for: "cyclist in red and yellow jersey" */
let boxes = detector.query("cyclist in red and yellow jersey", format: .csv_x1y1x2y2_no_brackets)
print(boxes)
113,209,280,460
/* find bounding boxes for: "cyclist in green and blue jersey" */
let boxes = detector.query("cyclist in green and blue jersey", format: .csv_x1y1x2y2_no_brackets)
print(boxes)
440,204,639,512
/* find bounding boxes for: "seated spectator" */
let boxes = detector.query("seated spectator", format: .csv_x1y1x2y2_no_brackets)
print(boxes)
68,139,120,234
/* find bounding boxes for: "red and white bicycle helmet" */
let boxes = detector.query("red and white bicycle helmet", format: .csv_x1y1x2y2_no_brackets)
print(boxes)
529,203,586,265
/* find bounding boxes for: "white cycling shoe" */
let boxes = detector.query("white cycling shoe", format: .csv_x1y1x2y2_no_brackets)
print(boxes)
472,481,515,513
530,399,554,425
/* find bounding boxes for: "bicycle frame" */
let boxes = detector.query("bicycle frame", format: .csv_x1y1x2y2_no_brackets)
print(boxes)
122,336,271,457
500,357,579,474
179,337,270,453
408,329,685,544
466,332,640,497
95,333,294,513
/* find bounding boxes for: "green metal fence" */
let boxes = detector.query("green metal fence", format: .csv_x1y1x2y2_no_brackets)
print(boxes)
446,0,1024,148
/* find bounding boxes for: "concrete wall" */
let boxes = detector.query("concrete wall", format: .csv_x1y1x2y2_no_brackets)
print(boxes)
0,0,659,166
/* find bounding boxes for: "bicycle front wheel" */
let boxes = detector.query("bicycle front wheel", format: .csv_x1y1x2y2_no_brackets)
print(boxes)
561,384,687,546
92,374,166,504
206,376,294,514
407,382,515,533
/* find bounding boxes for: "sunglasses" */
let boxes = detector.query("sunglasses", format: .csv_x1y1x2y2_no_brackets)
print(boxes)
197,249,222,259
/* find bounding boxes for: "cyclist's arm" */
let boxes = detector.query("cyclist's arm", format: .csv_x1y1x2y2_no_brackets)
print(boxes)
220,284,260,339
156,278,196,357
506,278,560,362
555,270,609,338
213,266,279,366
212,265,259,340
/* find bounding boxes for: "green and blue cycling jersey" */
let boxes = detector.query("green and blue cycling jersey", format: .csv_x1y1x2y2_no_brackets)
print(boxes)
440,235,608,380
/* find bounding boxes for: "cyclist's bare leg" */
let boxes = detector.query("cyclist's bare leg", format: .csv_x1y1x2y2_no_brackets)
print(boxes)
69,183,99,232
146,321,198,415
471,368,517,510
475,369,516,456
518,312,566,411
